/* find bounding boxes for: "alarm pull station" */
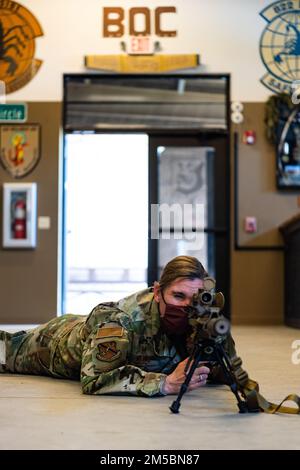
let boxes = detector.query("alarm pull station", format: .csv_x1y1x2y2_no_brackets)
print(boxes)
244,216,257,233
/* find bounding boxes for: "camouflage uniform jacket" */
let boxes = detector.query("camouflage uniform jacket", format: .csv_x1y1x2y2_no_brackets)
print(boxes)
0,288,247,397
80,287,183,396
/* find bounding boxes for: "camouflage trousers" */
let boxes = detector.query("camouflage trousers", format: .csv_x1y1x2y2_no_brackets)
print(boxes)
0,314,83,377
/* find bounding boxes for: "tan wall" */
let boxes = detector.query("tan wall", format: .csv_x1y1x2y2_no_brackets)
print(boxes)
231,250,284,324
231,103,299,325
0,103,61,324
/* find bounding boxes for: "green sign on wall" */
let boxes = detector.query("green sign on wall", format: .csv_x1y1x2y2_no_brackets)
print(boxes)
0,104,27,123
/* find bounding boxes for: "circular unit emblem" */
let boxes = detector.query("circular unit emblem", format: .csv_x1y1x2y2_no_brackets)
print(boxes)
0,1,44,93
259,2,300,94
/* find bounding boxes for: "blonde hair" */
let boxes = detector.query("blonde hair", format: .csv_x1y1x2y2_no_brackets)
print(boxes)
159,256,207,292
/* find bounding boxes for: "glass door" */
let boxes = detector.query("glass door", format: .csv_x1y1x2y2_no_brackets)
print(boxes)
148,134,230,314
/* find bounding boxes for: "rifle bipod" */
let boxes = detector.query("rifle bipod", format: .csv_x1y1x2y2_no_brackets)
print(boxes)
169,339,255,414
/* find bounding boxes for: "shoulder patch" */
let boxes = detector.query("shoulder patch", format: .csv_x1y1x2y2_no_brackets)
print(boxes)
96,326,124,339
96,341,121,362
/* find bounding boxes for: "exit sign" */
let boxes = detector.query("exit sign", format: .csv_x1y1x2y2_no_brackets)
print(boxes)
128,37,154,55
0,104,27,122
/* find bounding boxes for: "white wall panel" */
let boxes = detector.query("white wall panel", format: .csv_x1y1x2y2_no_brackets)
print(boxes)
5,0,274,101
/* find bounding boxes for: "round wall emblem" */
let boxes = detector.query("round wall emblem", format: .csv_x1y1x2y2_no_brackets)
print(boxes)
260,1,300,94
0,1,44,94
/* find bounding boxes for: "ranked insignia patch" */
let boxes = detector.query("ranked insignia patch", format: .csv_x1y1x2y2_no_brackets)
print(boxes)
96,326,124,338
96,341,121,362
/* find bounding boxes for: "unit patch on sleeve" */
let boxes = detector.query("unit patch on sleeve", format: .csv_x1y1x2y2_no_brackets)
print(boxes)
96,341,121,362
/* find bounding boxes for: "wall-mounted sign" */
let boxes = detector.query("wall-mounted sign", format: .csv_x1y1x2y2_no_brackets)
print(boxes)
85,5,199,73
85,54,199,73
0,124,40,178
0,104,27,122
0,1,44,94
259,0,300,94
102,7,177,38
127,37,155,55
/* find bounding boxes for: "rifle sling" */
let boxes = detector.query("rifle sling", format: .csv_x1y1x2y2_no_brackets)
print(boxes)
242,379,300,414
229,357,300,414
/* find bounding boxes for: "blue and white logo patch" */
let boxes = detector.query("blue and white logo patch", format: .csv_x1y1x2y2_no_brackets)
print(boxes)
260,1,300,94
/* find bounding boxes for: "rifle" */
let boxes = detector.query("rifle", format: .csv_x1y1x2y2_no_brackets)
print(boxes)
170,277,259,414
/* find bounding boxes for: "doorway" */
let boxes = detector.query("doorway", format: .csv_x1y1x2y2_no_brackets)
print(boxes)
63,133,229,314
62,73,230,315
64,133,148,314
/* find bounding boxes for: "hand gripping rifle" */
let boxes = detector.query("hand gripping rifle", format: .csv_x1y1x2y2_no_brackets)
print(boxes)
170,277,258,414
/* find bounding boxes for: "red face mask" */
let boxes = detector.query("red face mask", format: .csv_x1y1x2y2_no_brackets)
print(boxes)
160,293,189,335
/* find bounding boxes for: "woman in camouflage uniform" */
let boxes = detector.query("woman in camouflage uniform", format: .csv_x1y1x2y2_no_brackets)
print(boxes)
0,256,247,397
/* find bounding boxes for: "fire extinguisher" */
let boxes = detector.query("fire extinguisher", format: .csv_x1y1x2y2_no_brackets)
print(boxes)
13,199,26,239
